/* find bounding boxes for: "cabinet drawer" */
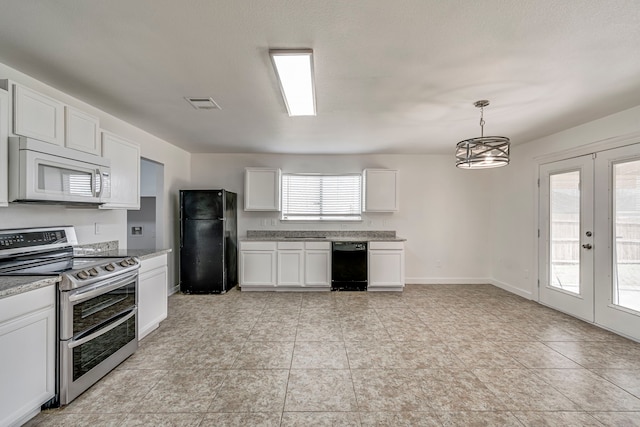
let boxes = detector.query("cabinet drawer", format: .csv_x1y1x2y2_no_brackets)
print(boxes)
240,241,277,251
369,241,404,250
0,285,55,324
277,241,304,250
305,241,331,250
139,253,167,274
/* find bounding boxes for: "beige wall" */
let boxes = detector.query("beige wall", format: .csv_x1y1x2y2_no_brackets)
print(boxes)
191,153,494,283
489,105,640,298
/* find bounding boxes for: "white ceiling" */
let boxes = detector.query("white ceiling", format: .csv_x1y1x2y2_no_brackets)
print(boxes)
0,1,639,154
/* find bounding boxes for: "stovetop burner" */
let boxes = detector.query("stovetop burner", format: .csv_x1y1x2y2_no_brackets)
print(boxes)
0,226,139,290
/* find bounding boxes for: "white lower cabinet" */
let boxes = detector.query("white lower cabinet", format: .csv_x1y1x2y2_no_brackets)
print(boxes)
240,241,331,290
277,242,304,286
304,242,331,287
138,254,168,340
239,242,277,289
0,285,56,427
368,241,405,291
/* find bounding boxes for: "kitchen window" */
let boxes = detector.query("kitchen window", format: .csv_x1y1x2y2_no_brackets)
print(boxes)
281,173,362,221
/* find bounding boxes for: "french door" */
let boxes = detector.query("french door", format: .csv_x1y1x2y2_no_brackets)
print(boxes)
539,144,640,341
539,155,594,322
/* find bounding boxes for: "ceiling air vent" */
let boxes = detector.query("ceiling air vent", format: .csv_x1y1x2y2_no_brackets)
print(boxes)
185,97,221,110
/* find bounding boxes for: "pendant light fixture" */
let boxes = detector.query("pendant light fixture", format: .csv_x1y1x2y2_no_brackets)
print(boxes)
455,100,510,169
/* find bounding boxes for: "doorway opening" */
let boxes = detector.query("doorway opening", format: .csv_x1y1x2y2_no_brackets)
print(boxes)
127,158,164,250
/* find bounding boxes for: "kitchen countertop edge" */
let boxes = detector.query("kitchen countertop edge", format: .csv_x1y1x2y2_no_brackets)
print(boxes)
0,276,58,300
78,248,173,260
240,236,406,242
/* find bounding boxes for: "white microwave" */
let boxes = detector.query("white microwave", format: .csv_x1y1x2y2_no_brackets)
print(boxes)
8,137,111,205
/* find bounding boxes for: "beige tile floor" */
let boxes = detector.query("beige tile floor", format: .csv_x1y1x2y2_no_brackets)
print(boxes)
27,284,640,426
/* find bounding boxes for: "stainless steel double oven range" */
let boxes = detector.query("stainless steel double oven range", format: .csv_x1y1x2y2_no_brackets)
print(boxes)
0,226,139,406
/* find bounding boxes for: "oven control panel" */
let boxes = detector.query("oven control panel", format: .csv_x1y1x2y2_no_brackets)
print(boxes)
0,230,67,249
72,257,139,284
0,226,77,255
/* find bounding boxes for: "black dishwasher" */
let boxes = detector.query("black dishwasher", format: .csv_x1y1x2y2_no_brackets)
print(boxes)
331,242,367,291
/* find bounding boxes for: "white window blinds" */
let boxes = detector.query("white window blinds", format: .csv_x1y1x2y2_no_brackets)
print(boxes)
281,174,362,221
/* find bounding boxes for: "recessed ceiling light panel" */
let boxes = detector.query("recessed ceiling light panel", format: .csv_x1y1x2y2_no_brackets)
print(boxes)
269,49,316,117
185,97,221,110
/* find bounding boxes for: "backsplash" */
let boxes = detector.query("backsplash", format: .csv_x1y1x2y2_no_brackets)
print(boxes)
74,240,119,254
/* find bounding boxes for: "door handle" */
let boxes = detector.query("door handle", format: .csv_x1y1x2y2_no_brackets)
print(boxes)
95,169,103,197
582,243,593,250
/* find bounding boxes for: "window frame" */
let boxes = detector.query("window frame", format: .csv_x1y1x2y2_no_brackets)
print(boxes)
280,172,363,222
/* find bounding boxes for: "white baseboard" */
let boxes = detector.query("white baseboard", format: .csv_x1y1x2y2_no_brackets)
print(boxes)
404,277,492,285
489,278,533,300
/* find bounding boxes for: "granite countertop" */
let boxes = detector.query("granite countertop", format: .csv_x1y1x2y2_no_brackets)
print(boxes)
0,276,58,300
241,230,406,242
240,235,406,242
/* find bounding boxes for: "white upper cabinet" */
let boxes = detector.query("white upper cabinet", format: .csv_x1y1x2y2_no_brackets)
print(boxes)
363,169,399,212
100,131,140,209
0,89,8,207
244,167,281,211
64,106,100,155
11,83,64,146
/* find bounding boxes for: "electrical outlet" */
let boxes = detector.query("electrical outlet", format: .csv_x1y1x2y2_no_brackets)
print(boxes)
94,223,101,235
271,218,277,226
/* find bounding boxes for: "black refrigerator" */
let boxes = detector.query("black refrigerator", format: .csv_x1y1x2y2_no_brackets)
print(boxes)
180,190,238,294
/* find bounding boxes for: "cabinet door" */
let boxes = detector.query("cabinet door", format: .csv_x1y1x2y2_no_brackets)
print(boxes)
101,131,140,209
363,169,399,212
368,249,405,288
244,168,281,211
0,286,56,427
277,250,304,286
65,106,100,155
138,261,168,340
304,250,331,287
0,89,8,207
240,250,277,287
13,84,64,145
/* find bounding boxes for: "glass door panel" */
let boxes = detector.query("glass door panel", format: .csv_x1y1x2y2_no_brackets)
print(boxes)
550,171,581,294
613,159,640,313
594,144,640,341
539,155,594,322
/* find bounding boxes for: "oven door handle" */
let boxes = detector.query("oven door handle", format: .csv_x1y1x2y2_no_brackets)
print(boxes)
68,308,136,349
68,271,138,303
